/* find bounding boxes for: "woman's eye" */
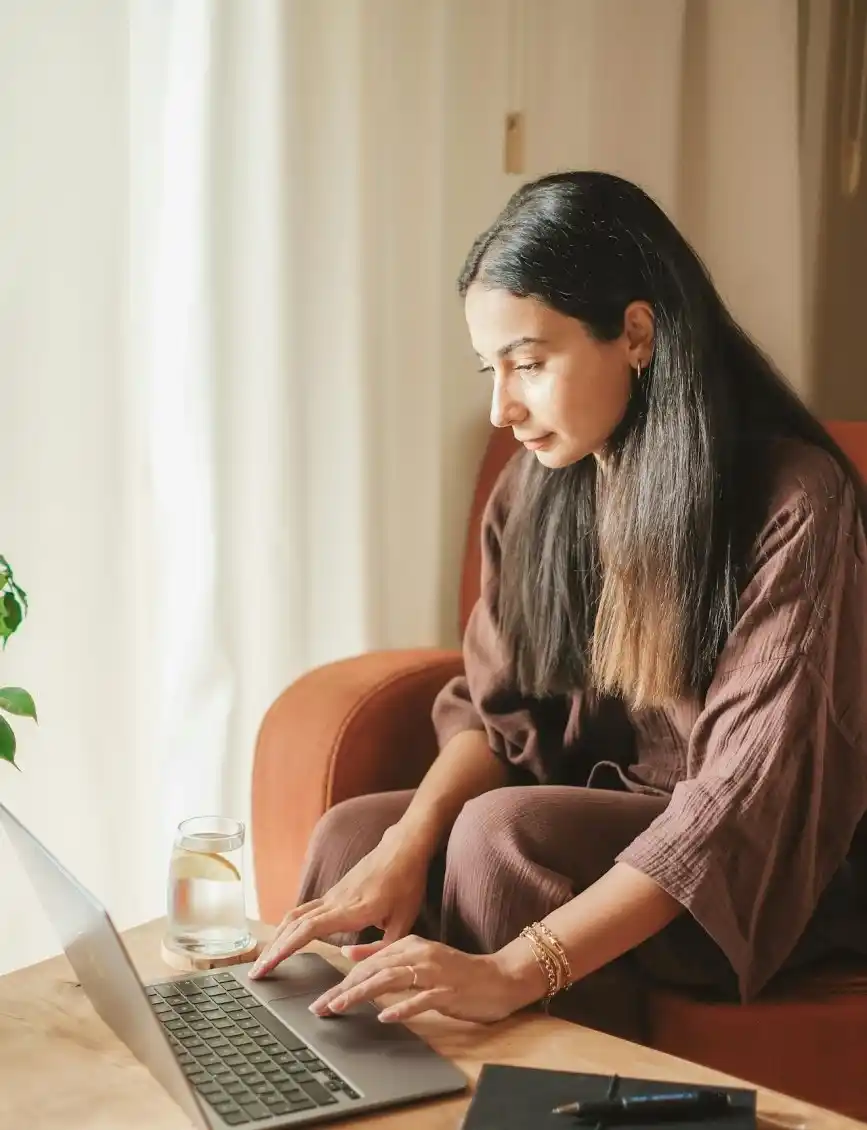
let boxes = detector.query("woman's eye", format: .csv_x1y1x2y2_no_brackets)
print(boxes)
516,361,541,374
477,364,494,375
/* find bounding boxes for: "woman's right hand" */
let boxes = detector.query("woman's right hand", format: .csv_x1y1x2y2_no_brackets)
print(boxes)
249,825,433,979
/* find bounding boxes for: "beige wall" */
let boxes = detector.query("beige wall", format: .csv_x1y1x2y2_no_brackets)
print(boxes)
808,0,867,420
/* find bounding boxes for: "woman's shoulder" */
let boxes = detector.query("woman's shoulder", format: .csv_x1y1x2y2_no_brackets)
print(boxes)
757,435,858,540
744,435,864,593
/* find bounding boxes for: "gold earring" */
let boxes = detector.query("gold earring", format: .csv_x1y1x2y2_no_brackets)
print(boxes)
636,362,642,381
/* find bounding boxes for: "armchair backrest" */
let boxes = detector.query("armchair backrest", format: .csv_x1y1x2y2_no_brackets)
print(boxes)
458,420,867,638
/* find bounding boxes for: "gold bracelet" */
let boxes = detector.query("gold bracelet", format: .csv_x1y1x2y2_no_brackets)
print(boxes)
520,925,567,999
532,921,572,988
520,928,558,998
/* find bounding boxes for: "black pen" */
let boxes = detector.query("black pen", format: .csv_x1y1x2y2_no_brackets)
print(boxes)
552,1088,733,1123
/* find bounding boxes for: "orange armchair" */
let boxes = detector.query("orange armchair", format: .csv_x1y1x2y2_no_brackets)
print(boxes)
252,421,867,1118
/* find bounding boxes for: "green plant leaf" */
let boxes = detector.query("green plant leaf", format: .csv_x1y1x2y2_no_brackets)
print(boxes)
0,591,22,646
0,687,37,720
0,715,16,766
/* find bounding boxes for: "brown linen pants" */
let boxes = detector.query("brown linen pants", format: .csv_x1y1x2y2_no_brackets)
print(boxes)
297,786,740,1041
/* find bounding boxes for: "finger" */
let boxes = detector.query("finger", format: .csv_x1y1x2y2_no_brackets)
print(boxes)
311,965,414,1016
268,899,325,947
378,987,447,1024
309,944,420,1012
255,899,324,965
340,939,389,960
250,908,350,977
251,916,313,975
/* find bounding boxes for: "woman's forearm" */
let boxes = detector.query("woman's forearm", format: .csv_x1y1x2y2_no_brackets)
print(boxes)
388,730,509,854
495,862,684,1007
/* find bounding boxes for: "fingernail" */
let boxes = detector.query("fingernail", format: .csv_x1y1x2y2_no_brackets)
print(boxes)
378,1009,395,1023
340,946,353,956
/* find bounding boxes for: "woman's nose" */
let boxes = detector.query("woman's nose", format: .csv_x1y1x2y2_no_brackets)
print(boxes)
490,377,526,429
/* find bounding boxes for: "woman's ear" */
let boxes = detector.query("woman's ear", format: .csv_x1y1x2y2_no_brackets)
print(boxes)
623,301,655,368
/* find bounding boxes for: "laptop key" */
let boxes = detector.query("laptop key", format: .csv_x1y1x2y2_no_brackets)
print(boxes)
250,1081,272,1095
197,1082,224,1097
262,1091,290,1107
198,1054,221,1068
246,1051,268,1065
224,1082,249,1097
173,980,200,995
240,1101,270,1119
223,1113,250,1126
164,994,186,1006
275,1078,302,1093
236,1064,257,1077
215,972,236,983
288,1095,317,1112
268,1101,292,1115
298,1079,338,1106
244,1007,308,1052
232,993,258,1007
213,1100,240,1115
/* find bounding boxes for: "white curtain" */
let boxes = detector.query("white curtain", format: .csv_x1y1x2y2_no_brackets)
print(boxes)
1,0,812,974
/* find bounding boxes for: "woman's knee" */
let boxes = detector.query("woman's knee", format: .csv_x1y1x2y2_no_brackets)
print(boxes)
447,787,537,867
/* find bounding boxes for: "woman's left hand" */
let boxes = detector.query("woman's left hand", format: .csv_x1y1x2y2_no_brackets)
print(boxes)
308,935,544,1025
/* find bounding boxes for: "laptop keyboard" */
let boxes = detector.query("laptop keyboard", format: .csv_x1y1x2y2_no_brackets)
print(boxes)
147,971,360,1125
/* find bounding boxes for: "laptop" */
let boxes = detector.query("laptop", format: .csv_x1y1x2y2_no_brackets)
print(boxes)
0,802,467,1127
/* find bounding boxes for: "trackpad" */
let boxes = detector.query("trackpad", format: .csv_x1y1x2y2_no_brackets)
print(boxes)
239,953,343,1002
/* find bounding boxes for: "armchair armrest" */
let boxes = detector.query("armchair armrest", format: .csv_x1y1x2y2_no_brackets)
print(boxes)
251,647,464,923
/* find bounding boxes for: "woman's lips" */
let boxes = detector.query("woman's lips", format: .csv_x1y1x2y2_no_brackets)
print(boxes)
521,433,554,450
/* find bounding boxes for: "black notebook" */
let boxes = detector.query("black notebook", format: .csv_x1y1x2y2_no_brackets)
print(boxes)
461,1064,756,1130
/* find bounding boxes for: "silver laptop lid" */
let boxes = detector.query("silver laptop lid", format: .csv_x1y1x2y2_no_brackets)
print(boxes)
0,802,209,1130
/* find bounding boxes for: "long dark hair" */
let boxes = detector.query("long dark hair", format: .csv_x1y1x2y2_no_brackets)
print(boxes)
459,171,866,708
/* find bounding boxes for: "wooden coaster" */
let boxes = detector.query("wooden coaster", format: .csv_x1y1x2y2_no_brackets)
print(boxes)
160,934,262,972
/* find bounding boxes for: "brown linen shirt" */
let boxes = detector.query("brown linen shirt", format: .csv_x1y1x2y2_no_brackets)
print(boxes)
431,439,867,1000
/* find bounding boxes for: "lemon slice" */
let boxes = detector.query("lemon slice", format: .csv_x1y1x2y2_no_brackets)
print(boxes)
171,848,240,882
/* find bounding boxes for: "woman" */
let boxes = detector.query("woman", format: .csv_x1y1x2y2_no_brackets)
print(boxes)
251,171,867,1036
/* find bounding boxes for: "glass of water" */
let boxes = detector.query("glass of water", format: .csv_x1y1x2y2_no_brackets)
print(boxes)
166,816,253,957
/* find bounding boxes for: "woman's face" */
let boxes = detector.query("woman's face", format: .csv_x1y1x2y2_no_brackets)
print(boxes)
464,284,653,469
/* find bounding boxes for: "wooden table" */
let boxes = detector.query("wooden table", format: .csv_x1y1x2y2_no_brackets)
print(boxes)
0,918,863,1129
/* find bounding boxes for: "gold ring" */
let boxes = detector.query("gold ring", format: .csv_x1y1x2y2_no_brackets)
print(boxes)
408,965,418,990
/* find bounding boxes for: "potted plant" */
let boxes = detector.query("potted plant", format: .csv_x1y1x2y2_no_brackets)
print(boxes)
0,556,37,767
